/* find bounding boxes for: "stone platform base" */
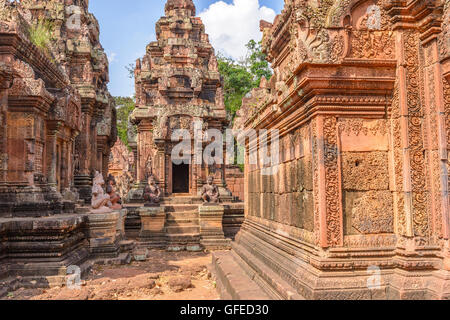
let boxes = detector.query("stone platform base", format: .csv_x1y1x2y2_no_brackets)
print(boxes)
138,206,167,249
91,252,132,266
199,205,231,251
86,210,132,265
0,214,92,296
213,220,450,300
131,198,244,252
0,208,137,297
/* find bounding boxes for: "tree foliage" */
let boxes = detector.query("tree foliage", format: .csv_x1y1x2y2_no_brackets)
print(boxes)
114,96,135,147
126,63,135,79
218,40,272,119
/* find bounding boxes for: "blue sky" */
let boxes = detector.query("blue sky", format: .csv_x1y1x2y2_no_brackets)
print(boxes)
89,0,284,97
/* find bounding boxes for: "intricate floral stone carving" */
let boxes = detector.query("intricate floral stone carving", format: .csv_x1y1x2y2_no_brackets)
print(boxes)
350,191,394,234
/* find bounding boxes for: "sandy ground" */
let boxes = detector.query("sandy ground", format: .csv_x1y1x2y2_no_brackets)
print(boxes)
2,250,220,301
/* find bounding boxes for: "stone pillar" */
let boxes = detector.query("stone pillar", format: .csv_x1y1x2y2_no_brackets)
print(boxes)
102,152,109,179
0,82,9,184
138,206,166,248
87,211,120,258
74,103,95,202
155,140,167,195
61,140,68,190
131,143,138,181
199,205,230,250
116,208,128,241
69,133,77,190
46,126,59,189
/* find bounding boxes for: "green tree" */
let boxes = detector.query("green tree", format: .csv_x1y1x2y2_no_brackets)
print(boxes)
244,40,272,87
125,63,135,79
217,54,254,118
217,40,272,119
114,96,135,147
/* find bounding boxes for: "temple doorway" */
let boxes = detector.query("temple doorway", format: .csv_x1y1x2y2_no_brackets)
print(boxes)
172,163,189,194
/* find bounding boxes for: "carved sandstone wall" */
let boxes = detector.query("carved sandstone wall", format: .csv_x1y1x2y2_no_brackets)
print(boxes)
0,0,83,215
0,0,115,292
224,0,450,300
19,0,117,202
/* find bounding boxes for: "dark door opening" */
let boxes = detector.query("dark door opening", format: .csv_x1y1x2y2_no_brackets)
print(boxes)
172,163,189,194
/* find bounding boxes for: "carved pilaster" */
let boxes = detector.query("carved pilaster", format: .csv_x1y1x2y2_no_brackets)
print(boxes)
313,116,344,248
46,122,61,189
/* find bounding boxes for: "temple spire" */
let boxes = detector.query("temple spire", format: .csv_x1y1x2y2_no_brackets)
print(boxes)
164,0,196,16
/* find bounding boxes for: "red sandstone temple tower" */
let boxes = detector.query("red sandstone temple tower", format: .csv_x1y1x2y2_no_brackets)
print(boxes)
20,0,118,203
129,0,230,200
0,0,118,289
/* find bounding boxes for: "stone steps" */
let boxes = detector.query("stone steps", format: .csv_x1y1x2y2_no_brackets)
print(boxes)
211,251,271,300
212,243,305,300
231,241,305,300
165,205,199,212
166,225,200,234
161,197,203,205
166,233,202,252
165,206,201,251
166,210,199,219
166,217,199,224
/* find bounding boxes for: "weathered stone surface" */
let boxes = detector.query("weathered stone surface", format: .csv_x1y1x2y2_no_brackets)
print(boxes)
199,205,231,250
108,138,135,199
129,0,230,199
138,206,167,248
0,0,119,294
87,211,121,259
344,191,394,235
342,152,389,191
168,276,192,292
221,0,450,300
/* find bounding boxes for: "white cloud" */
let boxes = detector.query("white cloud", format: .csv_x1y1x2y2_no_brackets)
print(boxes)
199,0,276,60
107,52,117,64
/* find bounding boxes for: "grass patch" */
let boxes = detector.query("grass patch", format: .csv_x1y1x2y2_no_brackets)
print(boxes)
28,19,54,59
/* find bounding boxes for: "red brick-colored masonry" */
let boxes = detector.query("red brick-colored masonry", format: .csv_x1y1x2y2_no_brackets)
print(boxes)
213,0,450,300
225,165,244,201
129,0,231,200
0,0,116,293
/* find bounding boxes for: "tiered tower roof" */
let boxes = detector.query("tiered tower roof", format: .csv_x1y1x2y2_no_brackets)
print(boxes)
133,0,226,122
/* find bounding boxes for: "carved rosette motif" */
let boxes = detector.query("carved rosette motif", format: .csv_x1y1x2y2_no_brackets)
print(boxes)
443,77,450,237
323,117,342,246
424,46,444,239
404,31,429,238
438,0,450,60
389,81,408,236
311,119,320,246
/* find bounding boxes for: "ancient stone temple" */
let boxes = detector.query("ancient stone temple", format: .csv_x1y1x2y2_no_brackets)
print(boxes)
213,0,450,300
127,0,244,251
0,0,119,295
19,0,117,203
130,0,228,199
